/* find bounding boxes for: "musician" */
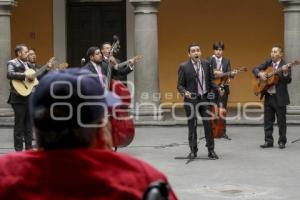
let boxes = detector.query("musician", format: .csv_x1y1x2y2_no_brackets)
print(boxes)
177,43,224,160
207,41,236,140
101,42,120,62
252,45,291,149
7,44,53,151
7,44,34,151
83,46,137,86
0,68,178,200
100,42,133,84
27,48,40,69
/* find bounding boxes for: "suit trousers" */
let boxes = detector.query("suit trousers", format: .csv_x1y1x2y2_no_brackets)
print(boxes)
264,94,287,144
184,96,214,153
11,103,32,151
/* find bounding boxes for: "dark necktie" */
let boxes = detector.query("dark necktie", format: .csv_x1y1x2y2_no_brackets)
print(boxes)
195,62,203,95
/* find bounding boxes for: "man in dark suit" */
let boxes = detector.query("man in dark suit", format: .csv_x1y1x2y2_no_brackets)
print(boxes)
252,45,291,149
27,48,40,69
207,41,236,140
100,42,133,85
83,46,138,88
7,44,35,151
177,43,224,160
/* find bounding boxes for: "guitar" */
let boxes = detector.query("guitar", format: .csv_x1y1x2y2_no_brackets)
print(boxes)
252,60,299,98
12,57,56,96
214,67,248,85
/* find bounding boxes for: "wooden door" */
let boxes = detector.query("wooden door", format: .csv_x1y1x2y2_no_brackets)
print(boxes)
67,0,126,67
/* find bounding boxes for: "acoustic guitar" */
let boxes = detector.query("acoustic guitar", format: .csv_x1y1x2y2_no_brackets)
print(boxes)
214,67,248,85
252,60,299,98
12,57,56,96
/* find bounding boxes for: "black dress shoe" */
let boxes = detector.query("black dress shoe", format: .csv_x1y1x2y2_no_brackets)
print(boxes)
208,150,219,160
187,152,197,159
279,142,285,149
260,142,273,148
222,133,232,140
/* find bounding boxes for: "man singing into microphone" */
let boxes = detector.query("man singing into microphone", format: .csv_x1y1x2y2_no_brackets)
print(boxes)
177,43,224,160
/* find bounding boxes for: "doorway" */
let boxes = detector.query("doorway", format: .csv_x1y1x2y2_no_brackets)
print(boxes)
66,0,126,67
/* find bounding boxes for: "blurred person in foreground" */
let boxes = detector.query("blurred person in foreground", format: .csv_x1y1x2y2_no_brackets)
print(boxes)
0,68,177,200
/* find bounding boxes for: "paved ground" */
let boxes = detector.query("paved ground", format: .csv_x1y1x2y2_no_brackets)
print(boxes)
1,126,300,200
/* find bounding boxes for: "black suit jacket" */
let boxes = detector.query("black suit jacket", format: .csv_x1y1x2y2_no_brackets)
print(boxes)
252,58,291,106
7,59,32,104
207,56,231,94
177,59,218,102
83,60,133,78
82,61,98,74
207,56,231,73
102,58,132,82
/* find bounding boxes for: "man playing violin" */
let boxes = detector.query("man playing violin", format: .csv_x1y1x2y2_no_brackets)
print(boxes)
252,45,291,149
207,41,236,140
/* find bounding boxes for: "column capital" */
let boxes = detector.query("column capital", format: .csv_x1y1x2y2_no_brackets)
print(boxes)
0,0,16,16
0,0,16,6
129,0,160,14
279,0,300,12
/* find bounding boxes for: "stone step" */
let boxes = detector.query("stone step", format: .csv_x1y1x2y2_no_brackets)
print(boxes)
1,116,300,127
1,108,300,127
0,117,14,127
0,108,13,117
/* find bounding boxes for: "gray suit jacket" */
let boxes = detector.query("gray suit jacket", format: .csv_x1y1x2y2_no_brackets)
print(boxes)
7,59,32,104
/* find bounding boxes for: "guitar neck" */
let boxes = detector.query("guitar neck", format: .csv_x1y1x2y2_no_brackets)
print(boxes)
33,63,49,78
267,63,292,78
220,71,231,77
220,69,242,78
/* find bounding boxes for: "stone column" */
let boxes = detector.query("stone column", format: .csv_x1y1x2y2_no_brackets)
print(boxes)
129,0,163,120
53,0,67,64
279,0,300,120
0,0,15,114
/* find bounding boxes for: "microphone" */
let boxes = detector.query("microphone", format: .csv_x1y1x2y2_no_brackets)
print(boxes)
81,57,86,66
